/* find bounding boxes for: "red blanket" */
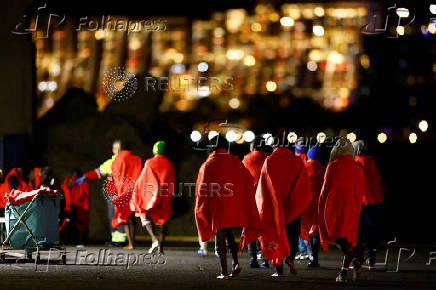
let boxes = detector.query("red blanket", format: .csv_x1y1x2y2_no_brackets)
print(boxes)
300,159,325,241
256,147,311,265
27,167,42,190
195,149,262,251
61,175,90,211
0,168,30,208
111,151,142,228
8,188,59,205
134,155,175,225
318,155,366,251
242,151,268,189
355,156,384,205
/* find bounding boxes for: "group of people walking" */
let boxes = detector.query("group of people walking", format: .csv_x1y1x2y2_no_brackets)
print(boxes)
0,132,383,283
195,134,383,282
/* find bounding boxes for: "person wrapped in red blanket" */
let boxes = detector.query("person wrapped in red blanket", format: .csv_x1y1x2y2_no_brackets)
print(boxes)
242,136,271,269
27,167,42,190
318,137,366,282
256,136,312,277
195,135,262,279
353,140,384,268
60,170,90,246
110,142,142,250
134,140,174,254
0,168,29,209
300,144,326,268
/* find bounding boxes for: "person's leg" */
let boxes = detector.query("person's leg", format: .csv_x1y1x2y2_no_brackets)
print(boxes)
257,239,269,268
248,240,259,267
283,217,301,275
336,238,361,282
142,214,158,243
298,238,308,258
215,229,228,278
286,217,301,263
198,236,208,255
336,238,354,268
157,223,168,254
225,228,241,276
307,230,320,267
124,214,136,250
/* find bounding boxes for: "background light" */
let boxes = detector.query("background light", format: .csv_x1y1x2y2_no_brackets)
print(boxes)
419,120,428,132
226,130,237,142
409,132,417,144
313,25,325,36
316,132,326,143
396,26,405,36
266,81,277,92
280,17,295,27
208,130,218,140
243,130,255,142
244,55,256,66
307,61,317,71
38,81,47,91
263,133,273,145
346,132,357,143
430,4,436,14
314,7,325,17
377,132,387,144
190,130,202,142
287,132,298,143
197,62,209,72
396,8,410,18
228,97,240,109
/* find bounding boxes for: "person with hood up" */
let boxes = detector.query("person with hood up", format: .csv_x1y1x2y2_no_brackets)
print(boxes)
353,140,384,268
242,136,271,269
27,167,42,190
0,168,30,209
60,170,90,247
256,135,312,277
134,141,175,254
300,144,326,268
195,135,262,279
318,137,366,282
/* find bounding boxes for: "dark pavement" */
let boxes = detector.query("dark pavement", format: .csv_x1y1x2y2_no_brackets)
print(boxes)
0,245,435,290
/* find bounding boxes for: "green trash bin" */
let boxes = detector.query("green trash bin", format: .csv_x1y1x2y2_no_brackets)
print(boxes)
4,194,60,250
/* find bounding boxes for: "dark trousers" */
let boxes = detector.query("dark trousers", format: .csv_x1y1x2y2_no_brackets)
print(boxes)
215,228,238,274
336,238,354,269
275,217,301,274
307,230,320,263
354,205,377,265
248,239,260,259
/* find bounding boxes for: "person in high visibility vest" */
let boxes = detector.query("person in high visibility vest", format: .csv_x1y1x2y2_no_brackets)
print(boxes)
76,140,127,245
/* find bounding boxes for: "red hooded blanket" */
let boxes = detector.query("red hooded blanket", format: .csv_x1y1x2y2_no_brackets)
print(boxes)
195,149,262,251
355,156,383,205
318,155,366,251
242,150,268,189
111,151,142,228
0,168,29,208
134,154,175,225
256,147,311,265
300,159,325,241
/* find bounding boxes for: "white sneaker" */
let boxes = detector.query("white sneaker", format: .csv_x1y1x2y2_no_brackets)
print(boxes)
148,241,159,253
